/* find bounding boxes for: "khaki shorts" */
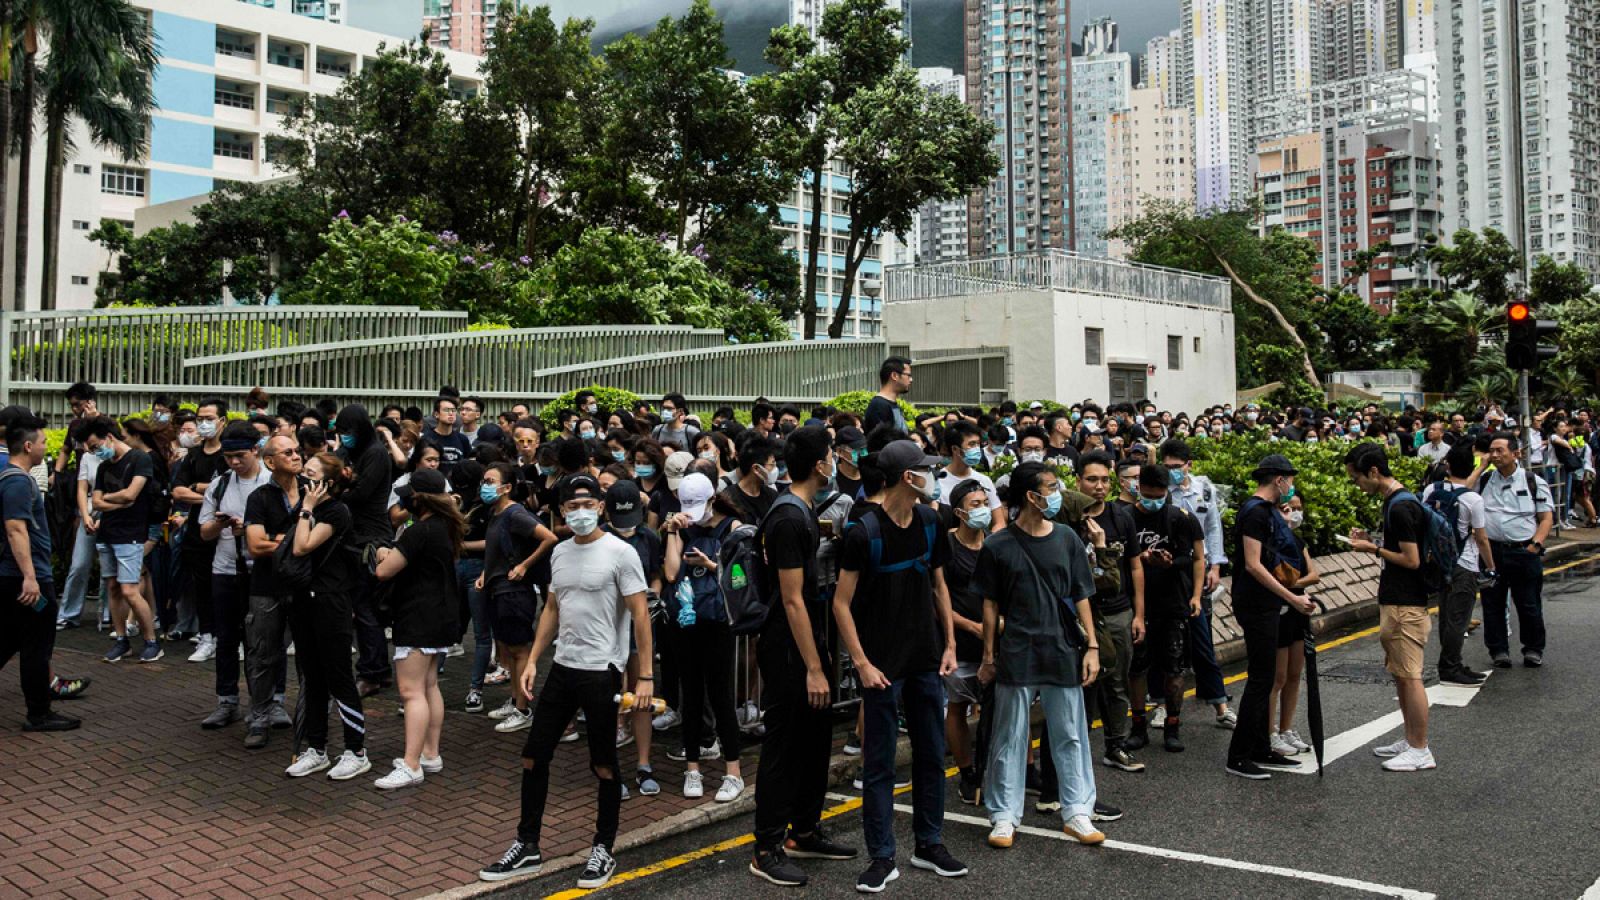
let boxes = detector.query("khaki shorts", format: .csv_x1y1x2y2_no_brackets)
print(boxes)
1379,605,1432,680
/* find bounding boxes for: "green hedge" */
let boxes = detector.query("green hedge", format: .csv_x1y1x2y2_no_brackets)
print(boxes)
539,385,642,429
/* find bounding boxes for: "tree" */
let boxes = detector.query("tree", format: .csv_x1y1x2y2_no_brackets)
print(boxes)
1414,291,1504,390
10,0,38,309
89,220,221,306
292,214,458,310
826,65,997,338
1314,290,1385,372
754,0,908,339
1108,200,1323,387
0,0,13,303
36,0,156,309
700,202,802,321
481,6,599,258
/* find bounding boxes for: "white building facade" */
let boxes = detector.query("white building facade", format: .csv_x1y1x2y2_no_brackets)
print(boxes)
1071,48,1132,258
1106,87,1194,260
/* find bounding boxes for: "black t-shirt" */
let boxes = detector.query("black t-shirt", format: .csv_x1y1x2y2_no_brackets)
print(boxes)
462,502,491,560
943,531,984,663
863,395,905,434
392,515,460,646
759,495,823,655
1088,503,1137,615
648,483,681,523
721,483,776,526
839,505,949,681
972,523,1095,687
1045,441,1080,472
174,446,225,560
244,479,303,595
307,499,358,595
485,502,538,591
608,525,664,590
429,429,472,473
836,470,862,502
1378,490,1429,606
94,449,157,545
1131,503,1203,619
1230,498,1282,612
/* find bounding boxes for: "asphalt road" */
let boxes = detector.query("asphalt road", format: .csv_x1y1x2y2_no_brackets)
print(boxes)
499,556,1600,900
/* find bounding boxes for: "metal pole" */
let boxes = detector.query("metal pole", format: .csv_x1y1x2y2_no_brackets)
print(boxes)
0,308,11,408
1519,368,1532,464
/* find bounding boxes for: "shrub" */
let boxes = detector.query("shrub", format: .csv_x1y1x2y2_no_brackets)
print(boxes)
826,391,918,425
539,385,642,428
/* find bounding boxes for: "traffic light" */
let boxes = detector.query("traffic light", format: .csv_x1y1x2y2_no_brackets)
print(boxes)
1505,300,1559,370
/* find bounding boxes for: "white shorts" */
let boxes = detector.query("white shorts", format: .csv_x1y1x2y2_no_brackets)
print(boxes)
394,646,451,660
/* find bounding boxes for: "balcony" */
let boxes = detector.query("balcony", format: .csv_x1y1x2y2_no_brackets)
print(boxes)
265,87,308,123
266,38,307,83
215,28,257,74
214,78,258,125
313,48,355,90
213,129,258,176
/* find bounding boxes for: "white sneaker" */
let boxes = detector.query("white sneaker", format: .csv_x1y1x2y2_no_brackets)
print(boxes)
1270,733,1298,757
715,775,745,803
616,726,634,748
652,708,681,731
374,759,424,790
1215,708,1238,729
1149,705,1166,729
1372,737,1411,759
188,635,216,663
447,644,465,658
286,642,295,656
420,754,443,774
285,748,330,778
487,698,518,720
1381,746,1437,772
1062,815,1106,845
494,708,532,733
683,769,704,799
988,821,1016,848
1282,729,1311,753
327,750,371,781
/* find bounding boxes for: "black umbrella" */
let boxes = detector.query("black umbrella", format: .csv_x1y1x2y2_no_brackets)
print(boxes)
973,677,996,804
1302,599,1326,776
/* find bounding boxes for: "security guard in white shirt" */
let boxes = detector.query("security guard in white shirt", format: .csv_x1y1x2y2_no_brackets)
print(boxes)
1478,432,1555,669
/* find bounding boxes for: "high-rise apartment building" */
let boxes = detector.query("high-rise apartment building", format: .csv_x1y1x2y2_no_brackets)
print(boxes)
1397,0,1436,67
1184,0,1252,210
1254,0,1321,96
1142,29,1184,108
913,67,970,264
1071,28,1131,257
1081,16,1118,57
1106,86,1194,259
1322,0,1384,82
964,0,1074,256
422,0,522,56
1439,0,1600,279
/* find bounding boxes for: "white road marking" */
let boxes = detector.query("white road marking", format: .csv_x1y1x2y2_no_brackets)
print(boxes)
900,804,1438,899
1581,874,1600,899
1281,672,1491,774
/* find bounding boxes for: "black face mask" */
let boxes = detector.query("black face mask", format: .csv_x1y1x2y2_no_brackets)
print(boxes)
779,421,797,435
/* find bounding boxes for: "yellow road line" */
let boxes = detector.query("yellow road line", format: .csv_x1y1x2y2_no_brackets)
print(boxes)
547,550,1600,897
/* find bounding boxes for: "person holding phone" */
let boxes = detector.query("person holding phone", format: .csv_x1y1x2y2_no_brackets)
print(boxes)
1128,464,1205,754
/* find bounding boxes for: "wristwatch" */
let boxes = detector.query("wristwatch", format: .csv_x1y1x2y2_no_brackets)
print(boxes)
1529,541,1545,555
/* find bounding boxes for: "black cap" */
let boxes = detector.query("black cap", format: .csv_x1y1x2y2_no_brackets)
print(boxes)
396,467,449,502
474,423,506,445
876,440,942,480
605,479,645,529
1250,453,1299,480
0,404,43,430
559,473,602,504
834,425,867,450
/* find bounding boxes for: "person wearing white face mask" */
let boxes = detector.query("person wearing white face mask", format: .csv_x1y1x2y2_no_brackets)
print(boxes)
477,474,652,890
1266,493,1320,759
937,423,1006,533
718,436,780,527
169,399,230,659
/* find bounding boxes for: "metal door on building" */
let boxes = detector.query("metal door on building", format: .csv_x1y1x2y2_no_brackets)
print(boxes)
1109,365,1148,406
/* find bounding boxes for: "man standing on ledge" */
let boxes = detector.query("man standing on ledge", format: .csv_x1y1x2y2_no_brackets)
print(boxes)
864,357,912,435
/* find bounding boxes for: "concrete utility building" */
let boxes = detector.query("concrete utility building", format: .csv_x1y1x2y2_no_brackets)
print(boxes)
883,251,1235,412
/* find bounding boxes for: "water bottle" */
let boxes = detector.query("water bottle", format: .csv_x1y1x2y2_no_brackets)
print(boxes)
729,562,748,590
614,692,668,714
676,579,697,627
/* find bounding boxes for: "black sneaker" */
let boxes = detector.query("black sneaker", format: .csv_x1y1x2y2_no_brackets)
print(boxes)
478,841,542,882
577,844,617,889
786,825,858,860
1439,668,1487,685
1102,746,1145,772
1124,724,1149,751
1024,764,1042,795
910,843,967,878
855,858,899,893
1253,751,1297,769
1523,651,1543,668
957,768,981,805
1091,801,1124,822
1225,759,1271,780
244,724,269,750
201,702,239,729
750,847,808,887
23,712,81,732
1163,725,1185,753
1491,652,1512,669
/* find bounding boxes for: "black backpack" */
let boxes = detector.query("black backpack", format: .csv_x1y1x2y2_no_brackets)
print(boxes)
721,492,811,635
271,495,316,592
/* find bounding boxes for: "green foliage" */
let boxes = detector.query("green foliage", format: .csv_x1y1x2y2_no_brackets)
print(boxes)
10,320,290,379
825,390,917,424
1188,432,1427,557
1262,377,1323,410
292,215,458,310
539,385,641,428
1314,291,1385,372
1554,295,1600,380
986,453,1077,494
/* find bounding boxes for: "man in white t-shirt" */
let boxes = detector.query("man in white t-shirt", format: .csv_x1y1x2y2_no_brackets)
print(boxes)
937,422,1005,532
479,474,651,891
1421,443,1494,685
1417,421,1451,466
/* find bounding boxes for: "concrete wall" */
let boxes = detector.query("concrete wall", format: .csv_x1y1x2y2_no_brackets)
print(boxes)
884,287,1236,411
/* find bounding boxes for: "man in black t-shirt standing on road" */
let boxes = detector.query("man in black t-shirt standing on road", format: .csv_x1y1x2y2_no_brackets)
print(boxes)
1076,452,1142,772
86,417,162,663
750,426,858,888
1346,443,1436,773
1129,465,1205,754
833,440,966,892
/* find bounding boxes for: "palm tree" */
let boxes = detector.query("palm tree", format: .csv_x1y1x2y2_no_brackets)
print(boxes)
0,0,14,303
35,0,155,309
10,0,39,310
1457,373,1511,410
1421,290,1503,353
1542,367,1591,407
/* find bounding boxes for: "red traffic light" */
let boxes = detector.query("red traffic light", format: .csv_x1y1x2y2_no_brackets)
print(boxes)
1509,302,1531,322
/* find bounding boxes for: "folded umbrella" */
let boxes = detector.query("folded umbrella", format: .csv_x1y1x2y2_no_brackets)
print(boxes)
1302,599,1326,776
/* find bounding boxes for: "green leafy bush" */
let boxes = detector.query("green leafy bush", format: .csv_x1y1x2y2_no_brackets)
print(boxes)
293,215,457,309
826,391,917,425
539,385,642,428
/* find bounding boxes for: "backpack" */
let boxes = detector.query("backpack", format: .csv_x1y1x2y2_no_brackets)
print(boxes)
852,505,939,577
1385,489,1459,594
720,491,810,635
1423,483,1468,547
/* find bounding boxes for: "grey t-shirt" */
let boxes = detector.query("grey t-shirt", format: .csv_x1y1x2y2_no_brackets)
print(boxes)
549,532,649,672
198,467,272,576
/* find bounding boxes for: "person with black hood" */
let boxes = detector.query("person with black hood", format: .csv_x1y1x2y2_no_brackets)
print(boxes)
335,403,394,697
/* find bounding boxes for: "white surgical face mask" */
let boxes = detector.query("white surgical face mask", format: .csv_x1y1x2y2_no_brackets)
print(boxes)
178,432,200,449
565,508,600,536
1287,509,1304,529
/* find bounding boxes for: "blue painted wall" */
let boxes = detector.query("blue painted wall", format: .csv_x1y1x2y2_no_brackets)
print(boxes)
151,118,215,170
152,12,215,67
154,66,214,118
151,170,215,205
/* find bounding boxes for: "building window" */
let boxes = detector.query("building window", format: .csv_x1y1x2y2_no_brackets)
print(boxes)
70,276,90,286
1193,336,1201,355
73,164,92,175
1085,327,1103,366
100,165,146,197
71,220,91,231
1167,335,1182,371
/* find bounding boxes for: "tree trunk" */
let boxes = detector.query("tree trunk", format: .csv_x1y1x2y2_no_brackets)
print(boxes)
827,234,866,340
11,33,34,312
801,162,824,340
0,2,12,307
1209,248,1320,386
41,105,63,310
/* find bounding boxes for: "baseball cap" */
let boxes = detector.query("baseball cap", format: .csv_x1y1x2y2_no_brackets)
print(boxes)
1250,453,1298,480
396,467,449,502
664,450,695,490
876,439,942,480
605,479,645,529
677,472,715,523
1028,401,1044,411
558,473,602,504
834,425,867,451
0,404,44,430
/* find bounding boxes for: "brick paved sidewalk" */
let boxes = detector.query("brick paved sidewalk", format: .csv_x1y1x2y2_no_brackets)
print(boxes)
0,621,771,900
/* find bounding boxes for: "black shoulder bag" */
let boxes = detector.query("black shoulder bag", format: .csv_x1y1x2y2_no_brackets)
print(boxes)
1009,525,1090,652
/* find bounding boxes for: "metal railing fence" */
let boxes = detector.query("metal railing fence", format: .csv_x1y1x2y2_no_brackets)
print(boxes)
885,249,1231,310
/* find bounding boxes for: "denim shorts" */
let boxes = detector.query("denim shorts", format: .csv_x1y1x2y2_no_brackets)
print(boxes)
96,543,144,585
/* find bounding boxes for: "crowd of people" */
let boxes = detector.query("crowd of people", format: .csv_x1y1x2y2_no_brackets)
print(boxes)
0,359,1566,892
